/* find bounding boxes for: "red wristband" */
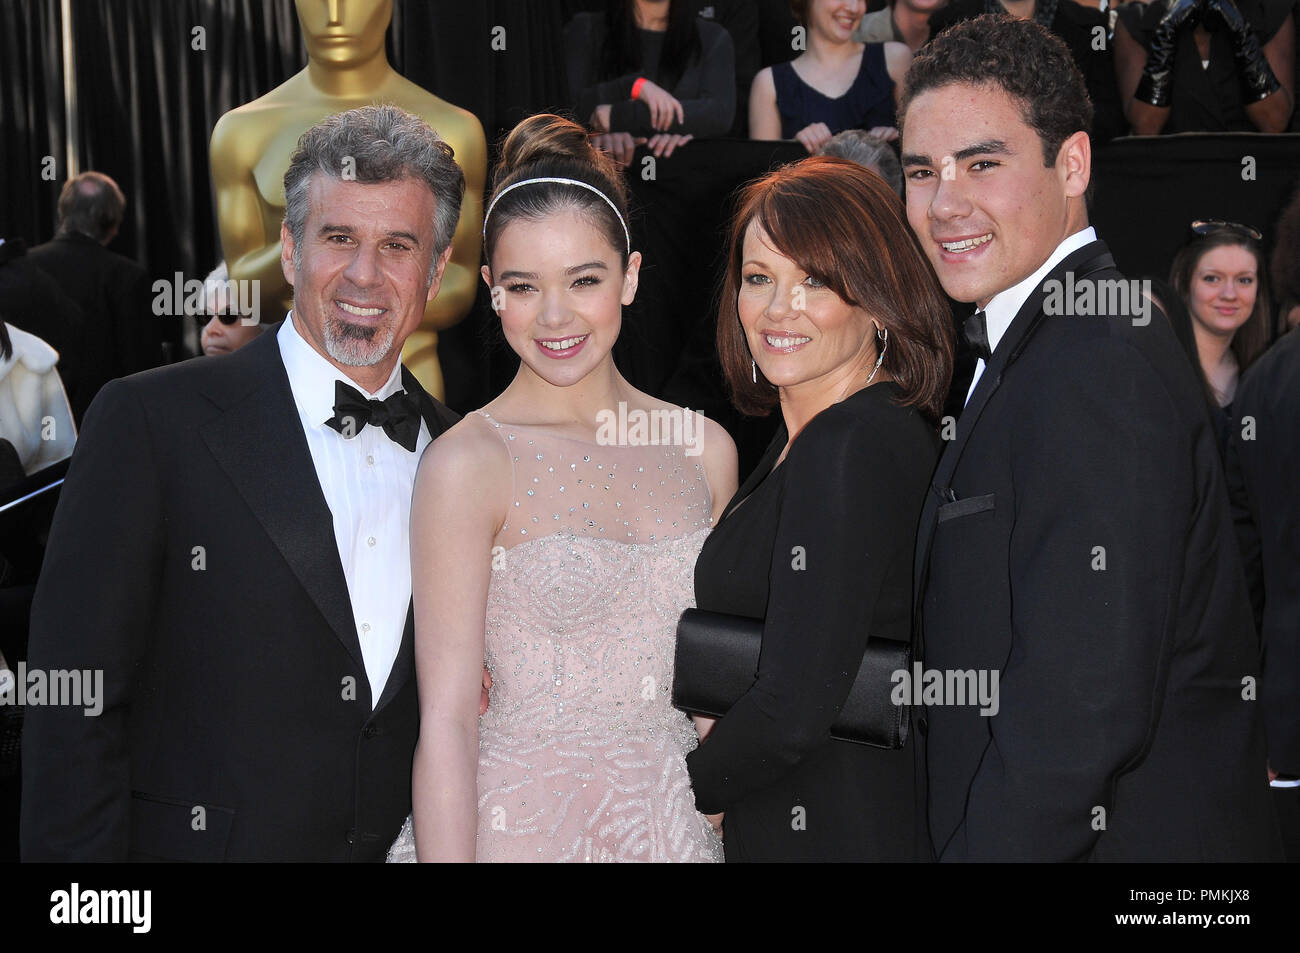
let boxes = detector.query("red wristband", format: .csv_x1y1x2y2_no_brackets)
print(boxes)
631,77,647,100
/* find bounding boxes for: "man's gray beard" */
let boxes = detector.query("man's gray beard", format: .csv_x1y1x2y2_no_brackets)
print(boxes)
323,314,398,367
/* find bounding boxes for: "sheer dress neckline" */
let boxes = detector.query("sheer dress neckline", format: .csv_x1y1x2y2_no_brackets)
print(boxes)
473,409,714,553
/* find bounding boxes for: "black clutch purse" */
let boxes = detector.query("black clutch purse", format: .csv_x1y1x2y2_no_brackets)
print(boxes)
672,607,910,749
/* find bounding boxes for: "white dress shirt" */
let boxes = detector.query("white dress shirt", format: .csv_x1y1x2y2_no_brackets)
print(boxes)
965,227,1097,406
277,315,431,707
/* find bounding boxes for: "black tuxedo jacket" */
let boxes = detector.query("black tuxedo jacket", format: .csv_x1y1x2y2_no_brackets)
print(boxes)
21,326,459,861
1226,327,1300,777
913,240,1280,861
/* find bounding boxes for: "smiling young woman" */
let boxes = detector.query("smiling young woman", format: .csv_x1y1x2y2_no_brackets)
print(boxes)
1168,221,1273,454
390,113,738,864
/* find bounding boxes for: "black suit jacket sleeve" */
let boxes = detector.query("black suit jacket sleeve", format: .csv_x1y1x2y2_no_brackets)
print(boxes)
950,338,1188,860
686,408,916,814
21,379,164,860
1224,414,1264,627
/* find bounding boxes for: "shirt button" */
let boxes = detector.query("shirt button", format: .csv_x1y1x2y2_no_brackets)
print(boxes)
361,622,371,633
367,536,376,547
366,455,375,466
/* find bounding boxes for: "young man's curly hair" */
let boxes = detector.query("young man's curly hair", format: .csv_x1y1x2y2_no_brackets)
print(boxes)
899,14,1094,168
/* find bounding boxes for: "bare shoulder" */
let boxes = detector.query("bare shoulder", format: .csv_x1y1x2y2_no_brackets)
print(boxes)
883,41,912,79
695,414,737,468
751,65,775,95
414,412,513,512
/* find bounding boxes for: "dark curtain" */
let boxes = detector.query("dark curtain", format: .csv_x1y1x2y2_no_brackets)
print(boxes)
399,0,580,144
1,0,67,247
396,1,600,411
68,0,307,295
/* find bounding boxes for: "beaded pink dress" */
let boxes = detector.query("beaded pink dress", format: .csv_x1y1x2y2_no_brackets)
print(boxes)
388,410,723,863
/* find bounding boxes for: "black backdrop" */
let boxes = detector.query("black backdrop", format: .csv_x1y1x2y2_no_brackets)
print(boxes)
3,1,1298,415
5,0,307,286
2,0,70,254
0,0,606,295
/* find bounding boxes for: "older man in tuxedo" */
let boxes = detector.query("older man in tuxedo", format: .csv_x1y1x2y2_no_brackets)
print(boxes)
901,16,1279,860
21,105,463,861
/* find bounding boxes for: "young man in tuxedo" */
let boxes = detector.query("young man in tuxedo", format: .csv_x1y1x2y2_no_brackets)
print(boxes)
21,105,464,861
900,15,1280,860
1227,328,1300,860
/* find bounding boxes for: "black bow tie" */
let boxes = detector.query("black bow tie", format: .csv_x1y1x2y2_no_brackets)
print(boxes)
324,380,421,452
963,309,992,363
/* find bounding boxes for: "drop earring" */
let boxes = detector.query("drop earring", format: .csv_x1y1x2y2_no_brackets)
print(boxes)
865,326,888,386
752,359,757,384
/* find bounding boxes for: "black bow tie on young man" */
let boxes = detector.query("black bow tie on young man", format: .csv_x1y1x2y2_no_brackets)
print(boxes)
963,309,992,362
324,380,422,451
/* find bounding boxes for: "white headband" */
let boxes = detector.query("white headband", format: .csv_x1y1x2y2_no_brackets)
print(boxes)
482,176,630,254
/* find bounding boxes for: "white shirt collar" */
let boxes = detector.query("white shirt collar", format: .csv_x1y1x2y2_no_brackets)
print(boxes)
277,313,407,429
981,226,1097,353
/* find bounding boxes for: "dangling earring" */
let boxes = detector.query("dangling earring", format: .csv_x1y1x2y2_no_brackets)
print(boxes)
865,326,888,385
752,359,757,384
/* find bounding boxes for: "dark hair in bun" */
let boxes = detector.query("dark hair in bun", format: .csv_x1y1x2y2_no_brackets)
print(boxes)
484,113,631,267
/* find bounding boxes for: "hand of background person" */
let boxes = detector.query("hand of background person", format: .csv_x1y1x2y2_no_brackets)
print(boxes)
590,103,612,133
479,666,492,716
645,133,693,157
705,812,724,839
636,79,685,130
867,125,900,142
795,121,834,153
590,132,642,167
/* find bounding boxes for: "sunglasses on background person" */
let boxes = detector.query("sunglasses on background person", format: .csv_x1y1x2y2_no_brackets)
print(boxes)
196,311,243,326
1190,219,1264,241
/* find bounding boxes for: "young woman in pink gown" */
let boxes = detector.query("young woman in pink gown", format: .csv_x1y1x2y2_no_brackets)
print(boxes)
387,114,735,862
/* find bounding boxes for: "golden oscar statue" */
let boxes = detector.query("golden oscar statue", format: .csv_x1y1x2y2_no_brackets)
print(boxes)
210,0,485,398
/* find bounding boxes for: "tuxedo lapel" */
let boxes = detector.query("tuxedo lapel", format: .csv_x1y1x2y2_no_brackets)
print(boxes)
913,241,1118,604
375,600,416,713
401,364,459,440
198,331,369,694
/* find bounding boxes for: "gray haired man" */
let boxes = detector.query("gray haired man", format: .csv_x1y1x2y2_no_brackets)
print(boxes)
22,106,464,861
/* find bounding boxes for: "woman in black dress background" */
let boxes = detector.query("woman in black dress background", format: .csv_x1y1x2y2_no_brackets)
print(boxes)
685,157,953,861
